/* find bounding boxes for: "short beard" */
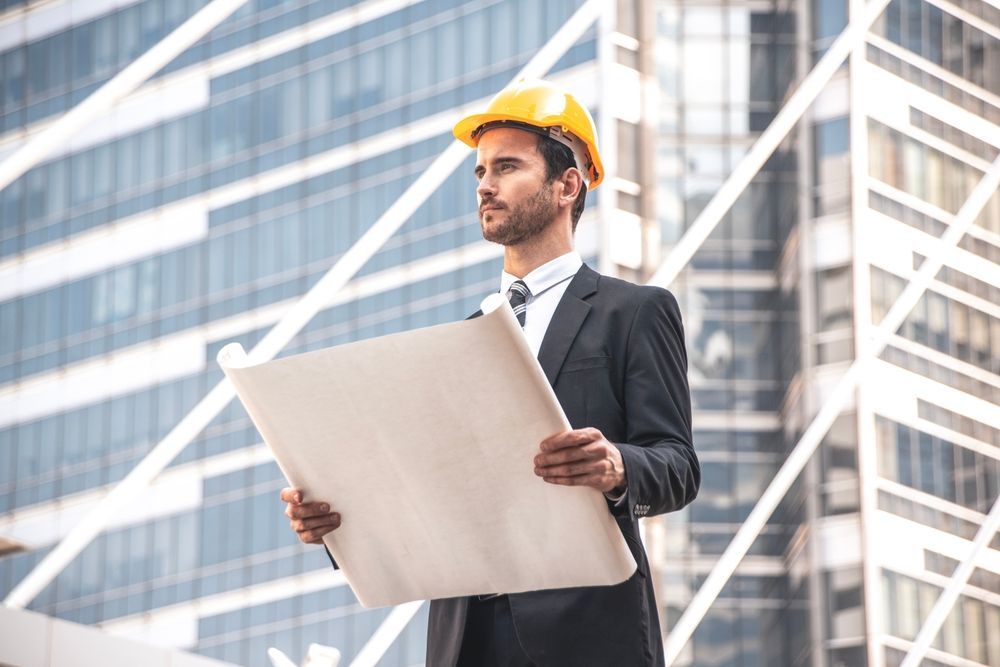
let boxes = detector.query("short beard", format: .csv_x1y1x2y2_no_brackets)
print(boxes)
480,182,557,246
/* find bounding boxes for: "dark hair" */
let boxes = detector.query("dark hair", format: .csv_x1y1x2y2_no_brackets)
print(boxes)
536,135,587,231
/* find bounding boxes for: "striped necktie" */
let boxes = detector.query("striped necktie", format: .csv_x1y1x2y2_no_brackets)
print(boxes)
508,279,530,327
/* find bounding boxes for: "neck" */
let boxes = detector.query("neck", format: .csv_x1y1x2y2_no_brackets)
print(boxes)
503,238,573,278
503,220,574,278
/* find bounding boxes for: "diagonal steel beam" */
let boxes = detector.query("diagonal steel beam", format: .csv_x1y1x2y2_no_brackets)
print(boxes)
662,152,1000,665
0,0,249,193
4,0,602,610
899,493,1000,667
348,601,424,667
647,0,893,290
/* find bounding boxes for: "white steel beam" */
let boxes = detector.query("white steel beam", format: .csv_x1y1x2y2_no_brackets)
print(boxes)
347,601,424,667
647,0,893,290
0,0,249,193
848,0,884,663
662,153,1000,665
4,0,602,610
899,493,1000,667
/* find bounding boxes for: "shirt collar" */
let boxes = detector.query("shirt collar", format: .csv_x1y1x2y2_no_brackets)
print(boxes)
500,250,583,298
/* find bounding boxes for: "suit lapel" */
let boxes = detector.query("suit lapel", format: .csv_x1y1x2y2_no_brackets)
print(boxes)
537,264,599,386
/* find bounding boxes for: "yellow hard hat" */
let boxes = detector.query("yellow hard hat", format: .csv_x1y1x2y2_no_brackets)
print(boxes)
453,79,604,190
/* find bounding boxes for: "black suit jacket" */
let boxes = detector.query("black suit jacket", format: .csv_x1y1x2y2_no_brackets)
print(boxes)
425,264,700,666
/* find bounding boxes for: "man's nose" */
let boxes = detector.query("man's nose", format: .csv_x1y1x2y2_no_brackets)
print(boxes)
477,175,496,199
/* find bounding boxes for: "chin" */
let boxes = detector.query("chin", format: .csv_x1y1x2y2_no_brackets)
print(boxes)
480,217,504,239
481,229,504,245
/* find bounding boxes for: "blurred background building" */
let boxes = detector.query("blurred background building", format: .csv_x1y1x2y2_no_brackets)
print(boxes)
0,0,996,666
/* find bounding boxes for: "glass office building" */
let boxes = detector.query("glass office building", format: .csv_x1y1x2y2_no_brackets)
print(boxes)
652,0,999,666
0,1,606,665
0,0,997,666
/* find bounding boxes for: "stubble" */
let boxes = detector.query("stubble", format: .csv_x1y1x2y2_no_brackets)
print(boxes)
480,182,557,246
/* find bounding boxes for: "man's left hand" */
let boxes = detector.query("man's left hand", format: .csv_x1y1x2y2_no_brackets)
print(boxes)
534,427,626,494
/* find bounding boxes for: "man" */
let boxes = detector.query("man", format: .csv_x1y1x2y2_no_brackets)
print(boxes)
280,79,699,666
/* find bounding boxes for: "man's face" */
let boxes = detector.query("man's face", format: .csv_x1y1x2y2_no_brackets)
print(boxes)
474,127,558,246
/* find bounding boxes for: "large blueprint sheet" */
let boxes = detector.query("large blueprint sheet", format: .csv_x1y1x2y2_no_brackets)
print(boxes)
217,294,636,608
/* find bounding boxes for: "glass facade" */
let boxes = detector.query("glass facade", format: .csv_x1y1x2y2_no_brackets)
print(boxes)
655,1,804,664
0,1,599,664
1,0,997,665
654,0,998,665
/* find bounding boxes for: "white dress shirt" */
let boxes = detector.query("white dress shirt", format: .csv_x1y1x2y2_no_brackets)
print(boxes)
499,251,627,503
500,250,582,358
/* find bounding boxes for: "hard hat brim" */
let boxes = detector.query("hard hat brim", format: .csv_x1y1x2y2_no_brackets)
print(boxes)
452,113,604,190
453,113,522,147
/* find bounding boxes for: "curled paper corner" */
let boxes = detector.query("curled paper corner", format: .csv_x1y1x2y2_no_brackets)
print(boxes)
480,292,508,314
217,342,250,369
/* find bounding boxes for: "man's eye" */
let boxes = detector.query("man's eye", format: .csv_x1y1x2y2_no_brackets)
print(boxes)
500,163,514,171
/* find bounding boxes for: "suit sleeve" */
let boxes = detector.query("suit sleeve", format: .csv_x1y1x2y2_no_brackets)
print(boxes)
612,287,699,519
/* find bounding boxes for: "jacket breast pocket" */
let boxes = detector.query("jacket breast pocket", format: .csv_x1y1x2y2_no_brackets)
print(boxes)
556,355,622,430
561,355,611,373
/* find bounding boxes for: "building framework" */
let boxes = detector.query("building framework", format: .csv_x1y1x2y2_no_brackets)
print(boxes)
0,0,997,665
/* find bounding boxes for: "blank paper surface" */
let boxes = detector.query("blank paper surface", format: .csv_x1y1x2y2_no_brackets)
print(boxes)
218,294,635,607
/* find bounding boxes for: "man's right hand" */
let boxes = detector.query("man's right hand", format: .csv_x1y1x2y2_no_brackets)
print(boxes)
280,487,341,544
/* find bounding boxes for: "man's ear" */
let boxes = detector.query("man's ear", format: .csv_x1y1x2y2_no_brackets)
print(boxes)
558,167,584,207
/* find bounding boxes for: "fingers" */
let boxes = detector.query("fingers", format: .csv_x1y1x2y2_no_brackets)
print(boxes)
535,429,614,471
280,488,342,544
534,441,605,468
297,525,338,544
539,427,603,453
542,473,608,488
291,513,342,544
537,457,614,480
534,432,626,493
535,430,611,480
280,488,332,519
290,514,342,532
284,501,333,520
